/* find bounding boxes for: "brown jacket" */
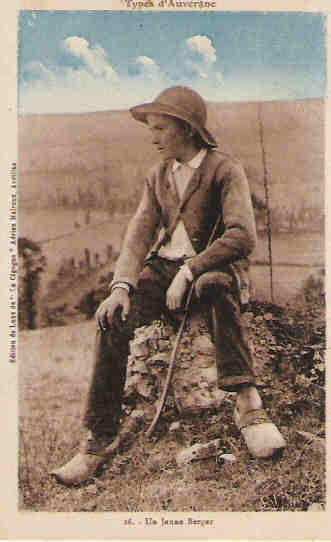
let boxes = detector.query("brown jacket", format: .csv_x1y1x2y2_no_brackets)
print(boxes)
113,149,257,295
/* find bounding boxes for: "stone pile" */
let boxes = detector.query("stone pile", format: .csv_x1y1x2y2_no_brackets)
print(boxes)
123,314,227,418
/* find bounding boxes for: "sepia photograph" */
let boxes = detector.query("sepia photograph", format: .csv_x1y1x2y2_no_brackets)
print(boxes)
16,8,326,520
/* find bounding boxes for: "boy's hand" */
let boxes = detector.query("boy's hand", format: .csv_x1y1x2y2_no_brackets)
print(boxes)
166,267,190,311
96,288,130,330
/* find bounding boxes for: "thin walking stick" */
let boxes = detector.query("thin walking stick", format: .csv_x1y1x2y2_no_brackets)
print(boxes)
146,213,223,438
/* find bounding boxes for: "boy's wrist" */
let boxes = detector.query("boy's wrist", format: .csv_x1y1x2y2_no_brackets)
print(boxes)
180,263,194,282
109,281,132,295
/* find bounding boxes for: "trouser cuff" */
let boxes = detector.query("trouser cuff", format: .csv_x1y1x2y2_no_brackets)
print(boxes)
218,375,256,392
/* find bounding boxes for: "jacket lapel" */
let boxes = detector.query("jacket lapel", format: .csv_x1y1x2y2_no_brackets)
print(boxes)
179,167,202,211
158,161,180,225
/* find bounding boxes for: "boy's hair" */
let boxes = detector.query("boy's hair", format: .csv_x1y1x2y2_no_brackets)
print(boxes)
192,130,212,149
180,119,213,149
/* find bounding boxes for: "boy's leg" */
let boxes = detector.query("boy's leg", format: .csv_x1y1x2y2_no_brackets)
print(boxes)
50,257,181,484
210,287,256,392
196,269,285,457
195,267,255,392
83,261,175,438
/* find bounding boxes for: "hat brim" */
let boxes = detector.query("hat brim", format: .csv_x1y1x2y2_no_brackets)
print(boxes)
130,102,217,147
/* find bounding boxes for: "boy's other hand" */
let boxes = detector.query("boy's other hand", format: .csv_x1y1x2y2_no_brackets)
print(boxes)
166,268,190,311
96,289,130,330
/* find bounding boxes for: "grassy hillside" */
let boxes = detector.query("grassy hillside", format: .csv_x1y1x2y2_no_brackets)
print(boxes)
18,99,324,231
19,288,325,512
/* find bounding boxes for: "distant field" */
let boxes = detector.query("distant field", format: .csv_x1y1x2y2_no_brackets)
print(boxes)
19,207,324,306
253,232,324,267
251,265,323,305
18,99,324,232
253,231,324,303
20,208,130,297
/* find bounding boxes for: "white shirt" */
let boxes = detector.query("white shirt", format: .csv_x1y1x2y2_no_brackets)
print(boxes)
157,148,207,261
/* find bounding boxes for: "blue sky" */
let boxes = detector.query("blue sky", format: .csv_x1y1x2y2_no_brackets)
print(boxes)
19,11,327,114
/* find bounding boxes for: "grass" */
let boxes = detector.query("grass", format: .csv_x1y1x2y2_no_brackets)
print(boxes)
18,277,325,512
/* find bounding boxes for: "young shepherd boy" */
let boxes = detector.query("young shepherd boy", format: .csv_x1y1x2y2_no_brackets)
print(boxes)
51,86,285,485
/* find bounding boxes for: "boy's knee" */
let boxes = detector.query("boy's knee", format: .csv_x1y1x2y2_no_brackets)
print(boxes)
195,271,233,299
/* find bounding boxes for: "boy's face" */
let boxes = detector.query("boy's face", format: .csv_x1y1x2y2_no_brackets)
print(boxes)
146,113,193,162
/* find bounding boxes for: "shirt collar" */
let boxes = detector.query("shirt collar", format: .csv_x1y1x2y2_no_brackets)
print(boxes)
172,147,207,172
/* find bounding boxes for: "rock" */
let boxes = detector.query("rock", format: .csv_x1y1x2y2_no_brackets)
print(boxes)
129,338,149,358
136,378,155,401
169,421,181,432
125,318,227,415
130,409,145,422
218,453,237,464
193,335,216,356
307,502,324,512
158,338,170,352
176,439,222,465
296,431,325,458
127,356,149,374
124,355,155,400
172,367,226,414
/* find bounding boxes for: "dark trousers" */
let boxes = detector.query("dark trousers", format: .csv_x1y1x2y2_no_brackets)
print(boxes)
83,256,256,437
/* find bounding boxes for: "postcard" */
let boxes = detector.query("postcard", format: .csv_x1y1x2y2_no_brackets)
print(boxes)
1,0,330,539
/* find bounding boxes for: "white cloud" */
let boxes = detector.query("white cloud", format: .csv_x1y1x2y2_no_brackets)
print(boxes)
185,36,217,66
64,36,89,57
20,55,164,113
215,71,223,84
25,61,50,77
137,56,156,66
128,56,163,83
179,35,221,83
20,37,122,114
63,36,119,81
137,56,161,79
23,61,55,83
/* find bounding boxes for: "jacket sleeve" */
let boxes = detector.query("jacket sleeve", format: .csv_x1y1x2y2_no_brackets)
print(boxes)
188,160,257,278
113,176,161,288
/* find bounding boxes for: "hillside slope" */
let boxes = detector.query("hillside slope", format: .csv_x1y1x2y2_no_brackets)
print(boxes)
19,99,324,218
19,295,325,512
